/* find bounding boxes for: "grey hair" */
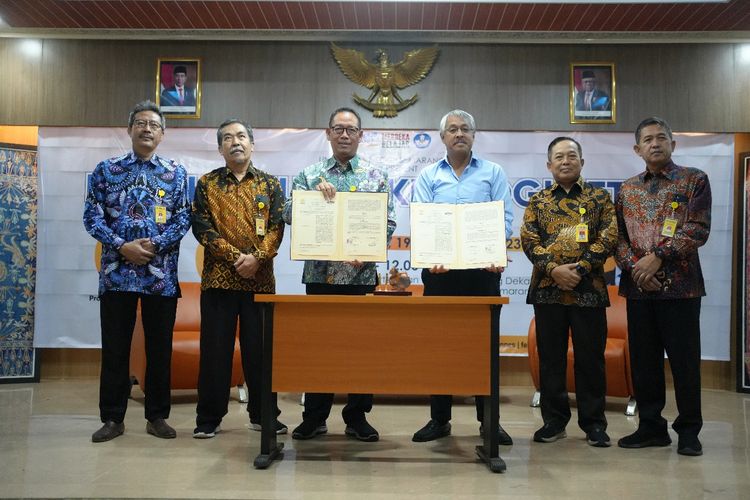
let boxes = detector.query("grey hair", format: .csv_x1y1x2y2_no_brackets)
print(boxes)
439,109,476,136
216,118,254,147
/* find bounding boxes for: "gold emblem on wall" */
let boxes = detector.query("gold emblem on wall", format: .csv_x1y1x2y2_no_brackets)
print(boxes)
331,43,439,118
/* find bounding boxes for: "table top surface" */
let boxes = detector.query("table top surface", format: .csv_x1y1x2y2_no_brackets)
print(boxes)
255,294,508,305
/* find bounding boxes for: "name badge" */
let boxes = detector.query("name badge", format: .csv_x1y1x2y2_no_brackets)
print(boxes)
255,217,266,236
575,223,589,243
661,218,677,237
154,205,167,224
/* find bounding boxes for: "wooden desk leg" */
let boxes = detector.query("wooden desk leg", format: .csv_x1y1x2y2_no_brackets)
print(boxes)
476,304,506,473
254,302,284,469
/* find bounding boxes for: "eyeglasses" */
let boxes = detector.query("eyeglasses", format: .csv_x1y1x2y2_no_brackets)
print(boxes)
133,119,163,131
330,125,360,136
445,126,473,135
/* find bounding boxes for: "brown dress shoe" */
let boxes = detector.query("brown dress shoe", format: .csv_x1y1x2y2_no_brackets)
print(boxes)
92,421,124,443
146,418,176,439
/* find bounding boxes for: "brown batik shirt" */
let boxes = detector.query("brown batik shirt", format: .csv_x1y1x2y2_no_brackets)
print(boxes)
192,164,285,292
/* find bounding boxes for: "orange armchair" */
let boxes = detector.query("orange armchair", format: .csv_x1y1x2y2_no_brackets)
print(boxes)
527,285,635,415
129,281,247,402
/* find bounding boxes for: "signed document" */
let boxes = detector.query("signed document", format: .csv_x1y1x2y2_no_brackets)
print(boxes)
410,200,507,269
290,190,388,262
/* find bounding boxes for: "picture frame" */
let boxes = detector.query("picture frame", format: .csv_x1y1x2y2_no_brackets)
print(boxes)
155,58,201,119
737,153,750,393
569,62,616,124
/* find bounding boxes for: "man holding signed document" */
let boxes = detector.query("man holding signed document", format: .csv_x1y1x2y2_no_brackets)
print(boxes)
282,107,396,442
410,109,515,444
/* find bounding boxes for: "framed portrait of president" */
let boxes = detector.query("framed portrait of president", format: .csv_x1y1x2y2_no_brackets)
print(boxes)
569,63,615,124
155,58,201,119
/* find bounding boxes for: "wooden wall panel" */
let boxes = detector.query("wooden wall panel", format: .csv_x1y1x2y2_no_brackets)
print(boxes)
0,39,43,125
2,39,750,132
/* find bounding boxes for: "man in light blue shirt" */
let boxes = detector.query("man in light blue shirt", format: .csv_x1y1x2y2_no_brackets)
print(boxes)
411,109,514,445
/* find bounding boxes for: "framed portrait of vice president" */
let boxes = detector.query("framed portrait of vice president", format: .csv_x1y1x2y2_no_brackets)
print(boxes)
155,58,202,119
569,63,615,124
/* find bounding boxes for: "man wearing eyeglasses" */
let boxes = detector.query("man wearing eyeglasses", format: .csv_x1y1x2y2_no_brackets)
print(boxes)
84,100,191,442
411,109,514,445
282,107,396,442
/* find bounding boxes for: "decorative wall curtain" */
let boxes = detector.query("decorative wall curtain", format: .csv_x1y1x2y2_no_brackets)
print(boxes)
0,143,38,381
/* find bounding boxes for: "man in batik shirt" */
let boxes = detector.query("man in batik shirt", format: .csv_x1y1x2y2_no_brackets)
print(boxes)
192,119,286,439
84,100,191,442
615,116,711,457
282,107,396,443
521,136,617,448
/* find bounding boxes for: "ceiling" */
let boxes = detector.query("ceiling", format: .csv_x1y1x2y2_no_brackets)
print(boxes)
0,1,749,43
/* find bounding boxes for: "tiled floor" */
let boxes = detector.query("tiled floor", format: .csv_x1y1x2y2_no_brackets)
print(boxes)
1,380,748,499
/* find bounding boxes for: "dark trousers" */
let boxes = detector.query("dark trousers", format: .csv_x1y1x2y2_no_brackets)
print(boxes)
533,304,607,432
196,288,279,427
626,297,703,436
421,268,500,424
302,282,375,425
99,291,177,423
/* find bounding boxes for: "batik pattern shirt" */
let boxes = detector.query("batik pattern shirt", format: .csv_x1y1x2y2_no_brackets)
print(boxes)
615,161,711,300
192,164,285,293
83,151,191,297
521,177,617,307
282,155,396,285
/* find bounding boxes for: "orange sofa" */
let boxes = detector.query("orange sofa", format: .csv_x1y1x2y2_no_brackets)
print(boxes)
129,281,246,401
527,285,635,415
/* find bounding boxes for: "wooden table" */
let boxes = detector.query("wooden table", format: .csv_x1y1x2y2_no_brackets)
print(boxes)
252,294,509,473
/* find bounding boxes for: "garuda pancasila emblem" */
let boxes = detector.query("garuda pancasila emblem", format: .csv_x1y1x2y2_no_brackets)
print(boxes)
331,43,439,118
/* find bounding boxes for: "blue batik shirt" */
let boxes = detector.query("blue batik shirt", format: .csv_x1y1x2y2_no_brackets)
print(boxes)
83,151,191,297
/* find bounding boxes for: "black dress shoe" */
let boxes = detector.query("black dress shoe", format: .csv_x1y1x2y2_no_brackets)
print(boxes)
92,421,124,443
677,434,703,456
146,418,176,439
617,428,671,448
412,420,451,442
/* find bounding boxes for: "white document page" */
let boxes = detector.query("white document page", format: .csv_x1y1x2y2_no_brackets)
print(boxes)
290,190,338,260
410,202,458,268
460,201,508,268
341,192,388,261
